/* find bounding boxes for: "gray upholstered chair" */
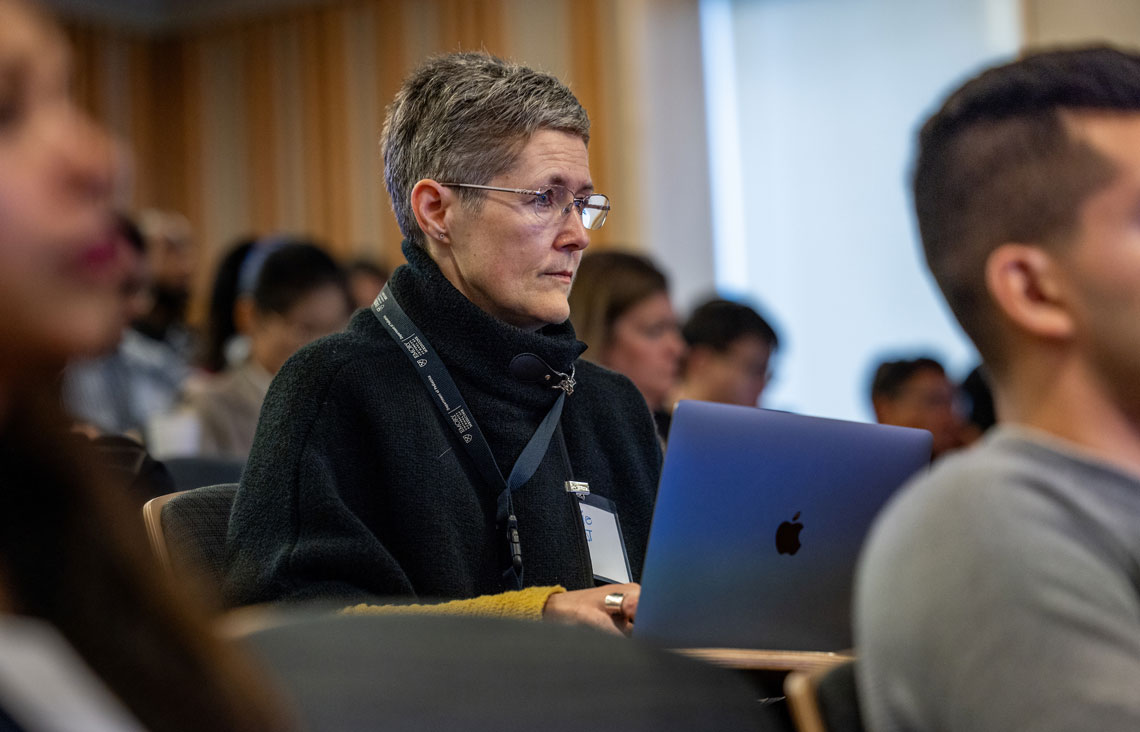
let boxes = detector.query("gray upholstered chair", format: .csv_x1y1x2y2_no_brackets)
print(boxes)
142,483,238,588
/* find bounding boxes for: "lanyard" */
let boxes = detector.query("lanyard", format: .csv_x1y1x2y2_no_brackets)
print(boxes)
371,284,572,590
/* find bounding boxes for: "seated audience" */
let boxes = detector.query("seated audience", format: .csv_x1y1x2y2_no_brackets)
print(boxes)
197,237,258,375
225,52,659,634
568,250,685,437
869,355,963,460
184,239,353,459
62,209,196,437
346,257,391,310
958,364,996,446
856,46,1140,731
134,208,198,359
670,297,779,414
0,2,289,728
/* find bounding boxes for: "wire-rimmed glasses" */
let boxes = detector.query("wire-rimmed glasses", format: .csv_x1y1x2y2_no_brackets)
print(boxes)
440,182,611,230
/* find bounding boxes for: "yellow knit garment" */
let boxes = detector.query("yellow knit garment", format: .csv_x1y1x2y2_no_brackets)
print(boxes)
341,585,567,622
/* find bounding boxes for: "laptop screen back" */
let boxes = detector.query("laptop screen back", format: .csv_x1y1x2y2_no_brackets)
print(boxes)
634,401,931,651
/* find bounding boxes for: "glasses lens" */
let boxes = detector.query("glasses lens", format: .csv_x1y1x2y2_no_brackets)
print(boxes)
580,194,610,230
532,186,573,224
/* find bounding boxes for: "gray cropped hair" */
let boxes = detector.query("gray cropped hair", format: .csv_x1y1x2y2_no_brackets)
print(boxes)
382,52,591,248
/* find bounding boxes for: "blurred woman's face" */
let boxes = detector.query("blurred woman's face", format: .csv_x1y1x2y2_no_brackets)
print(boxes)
0,2,120,371
602,291,685,411
249,284,351,376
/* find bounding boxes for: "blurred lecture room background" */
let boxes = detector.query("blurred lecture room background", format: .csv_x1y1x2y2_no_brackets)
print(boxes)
45,0,1140,421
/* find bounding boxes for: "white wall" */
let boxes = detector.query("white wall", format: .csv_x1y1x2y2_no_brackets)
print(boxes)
698,0,1022,421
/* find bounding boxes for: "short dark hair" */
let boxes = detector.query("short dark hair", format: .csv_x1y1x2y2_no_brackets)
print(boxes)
253,241,351,317
914,46,1140,372
682,298,778,353
871,356,946,402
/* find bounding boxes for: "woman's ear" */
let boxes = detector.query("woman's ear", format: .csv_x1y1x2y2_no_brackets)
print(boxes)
410,179,453,245
985,243,1074,341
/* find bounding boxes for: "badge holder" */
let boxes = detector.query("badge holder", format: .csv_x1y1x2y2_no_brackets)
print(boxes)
572,489,632,585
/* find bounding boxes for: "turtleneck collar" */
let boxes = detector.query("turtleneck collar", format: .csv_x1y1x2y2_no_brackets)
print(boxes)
385,240,586,409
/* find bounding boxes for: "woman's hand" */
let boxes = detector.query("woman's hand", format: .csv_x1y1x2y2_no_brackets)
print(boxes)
542,583,640,636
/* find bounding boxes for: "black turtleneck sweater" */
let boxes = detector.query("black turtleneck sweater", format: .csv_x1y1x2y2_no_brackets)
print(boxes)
223,242,662,607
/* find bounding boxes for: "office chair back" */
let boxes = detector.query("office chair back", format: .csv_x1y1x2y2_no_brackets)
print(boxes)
142,483,239,589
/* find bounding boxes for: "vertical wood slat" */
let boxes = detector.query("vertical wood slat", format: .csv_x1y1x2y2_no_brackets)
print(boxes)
375,0,409,266
244,20,279,233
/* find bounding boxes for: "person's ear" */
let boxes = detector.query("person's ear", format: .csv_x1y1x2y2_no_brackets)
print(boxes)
233,295,256,336
985,243,1074,341
410,179,454,245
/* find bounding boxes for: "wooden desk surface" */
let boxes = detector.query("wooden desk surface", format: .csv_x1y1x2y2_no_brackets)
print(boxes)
674,648,853,673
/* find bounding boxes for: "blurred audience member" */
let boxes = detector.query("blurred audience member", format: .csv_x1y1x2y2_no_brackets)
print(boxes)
958,364,996,446
672,297,779,410
870,356,963,460
198,237,258,374
0,2,290,728
62,212,192,437
569,250,685,435
135,208,198,360
184,240,353,458
346,257,391,310
857,47,1140,732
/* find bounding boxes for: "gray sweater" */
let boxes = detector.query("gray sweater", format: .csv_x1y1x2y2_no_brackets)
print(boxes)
223,241,661,607
855,427,1140,731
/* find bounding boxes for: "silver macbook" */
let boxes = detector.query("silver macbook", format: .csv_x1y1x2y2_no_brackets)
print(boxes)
634,400,931,651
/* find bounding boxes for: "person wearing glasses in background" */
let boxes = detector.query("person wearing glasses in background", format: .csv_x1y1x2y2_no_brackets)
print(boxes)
225,53,659,634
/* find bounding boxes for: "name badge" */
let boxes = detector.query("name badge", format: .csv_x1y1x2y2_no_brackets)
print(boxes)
577,493,632,584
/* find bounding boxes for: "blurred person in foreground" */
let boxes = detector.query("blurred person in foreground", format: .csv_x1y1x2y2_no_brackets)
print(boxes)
856,46,1140,732
0,1,290,729
225,52,660,634
666,298,778,433
869,355,964,461
184,240,353,459
568,250,685,438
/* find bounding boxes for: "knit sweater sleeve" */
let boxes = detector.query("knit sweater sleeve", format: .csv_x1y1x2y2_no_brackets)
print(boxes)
224,341,418,606
341,585,566,622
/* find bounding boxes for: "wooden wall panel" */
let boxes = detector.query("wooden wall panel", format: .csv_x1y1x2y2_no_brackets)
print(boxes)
60,0,651,313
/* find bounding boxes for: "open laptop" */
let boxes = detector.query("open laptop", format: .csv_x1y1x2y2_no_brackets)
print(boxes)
634,400,932,651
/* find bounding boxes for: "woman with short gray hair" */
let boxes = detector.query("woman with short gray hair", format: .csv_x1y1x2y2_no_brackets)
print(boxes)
225,52,661,634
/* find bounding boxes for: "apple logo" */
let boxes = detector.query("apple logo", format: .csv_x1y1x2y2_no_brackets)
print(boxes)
776,512,804,555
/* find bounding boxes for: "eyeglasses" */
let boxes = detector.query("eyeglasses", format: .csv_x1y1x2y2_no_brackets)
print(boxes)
440,182,611,230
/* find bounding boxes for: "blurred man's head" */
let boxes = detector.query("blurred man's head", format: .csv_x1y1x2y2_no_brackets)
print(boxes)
915,46,1140,424
871,357,963,460
135,209,196,336
678,298,778,407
